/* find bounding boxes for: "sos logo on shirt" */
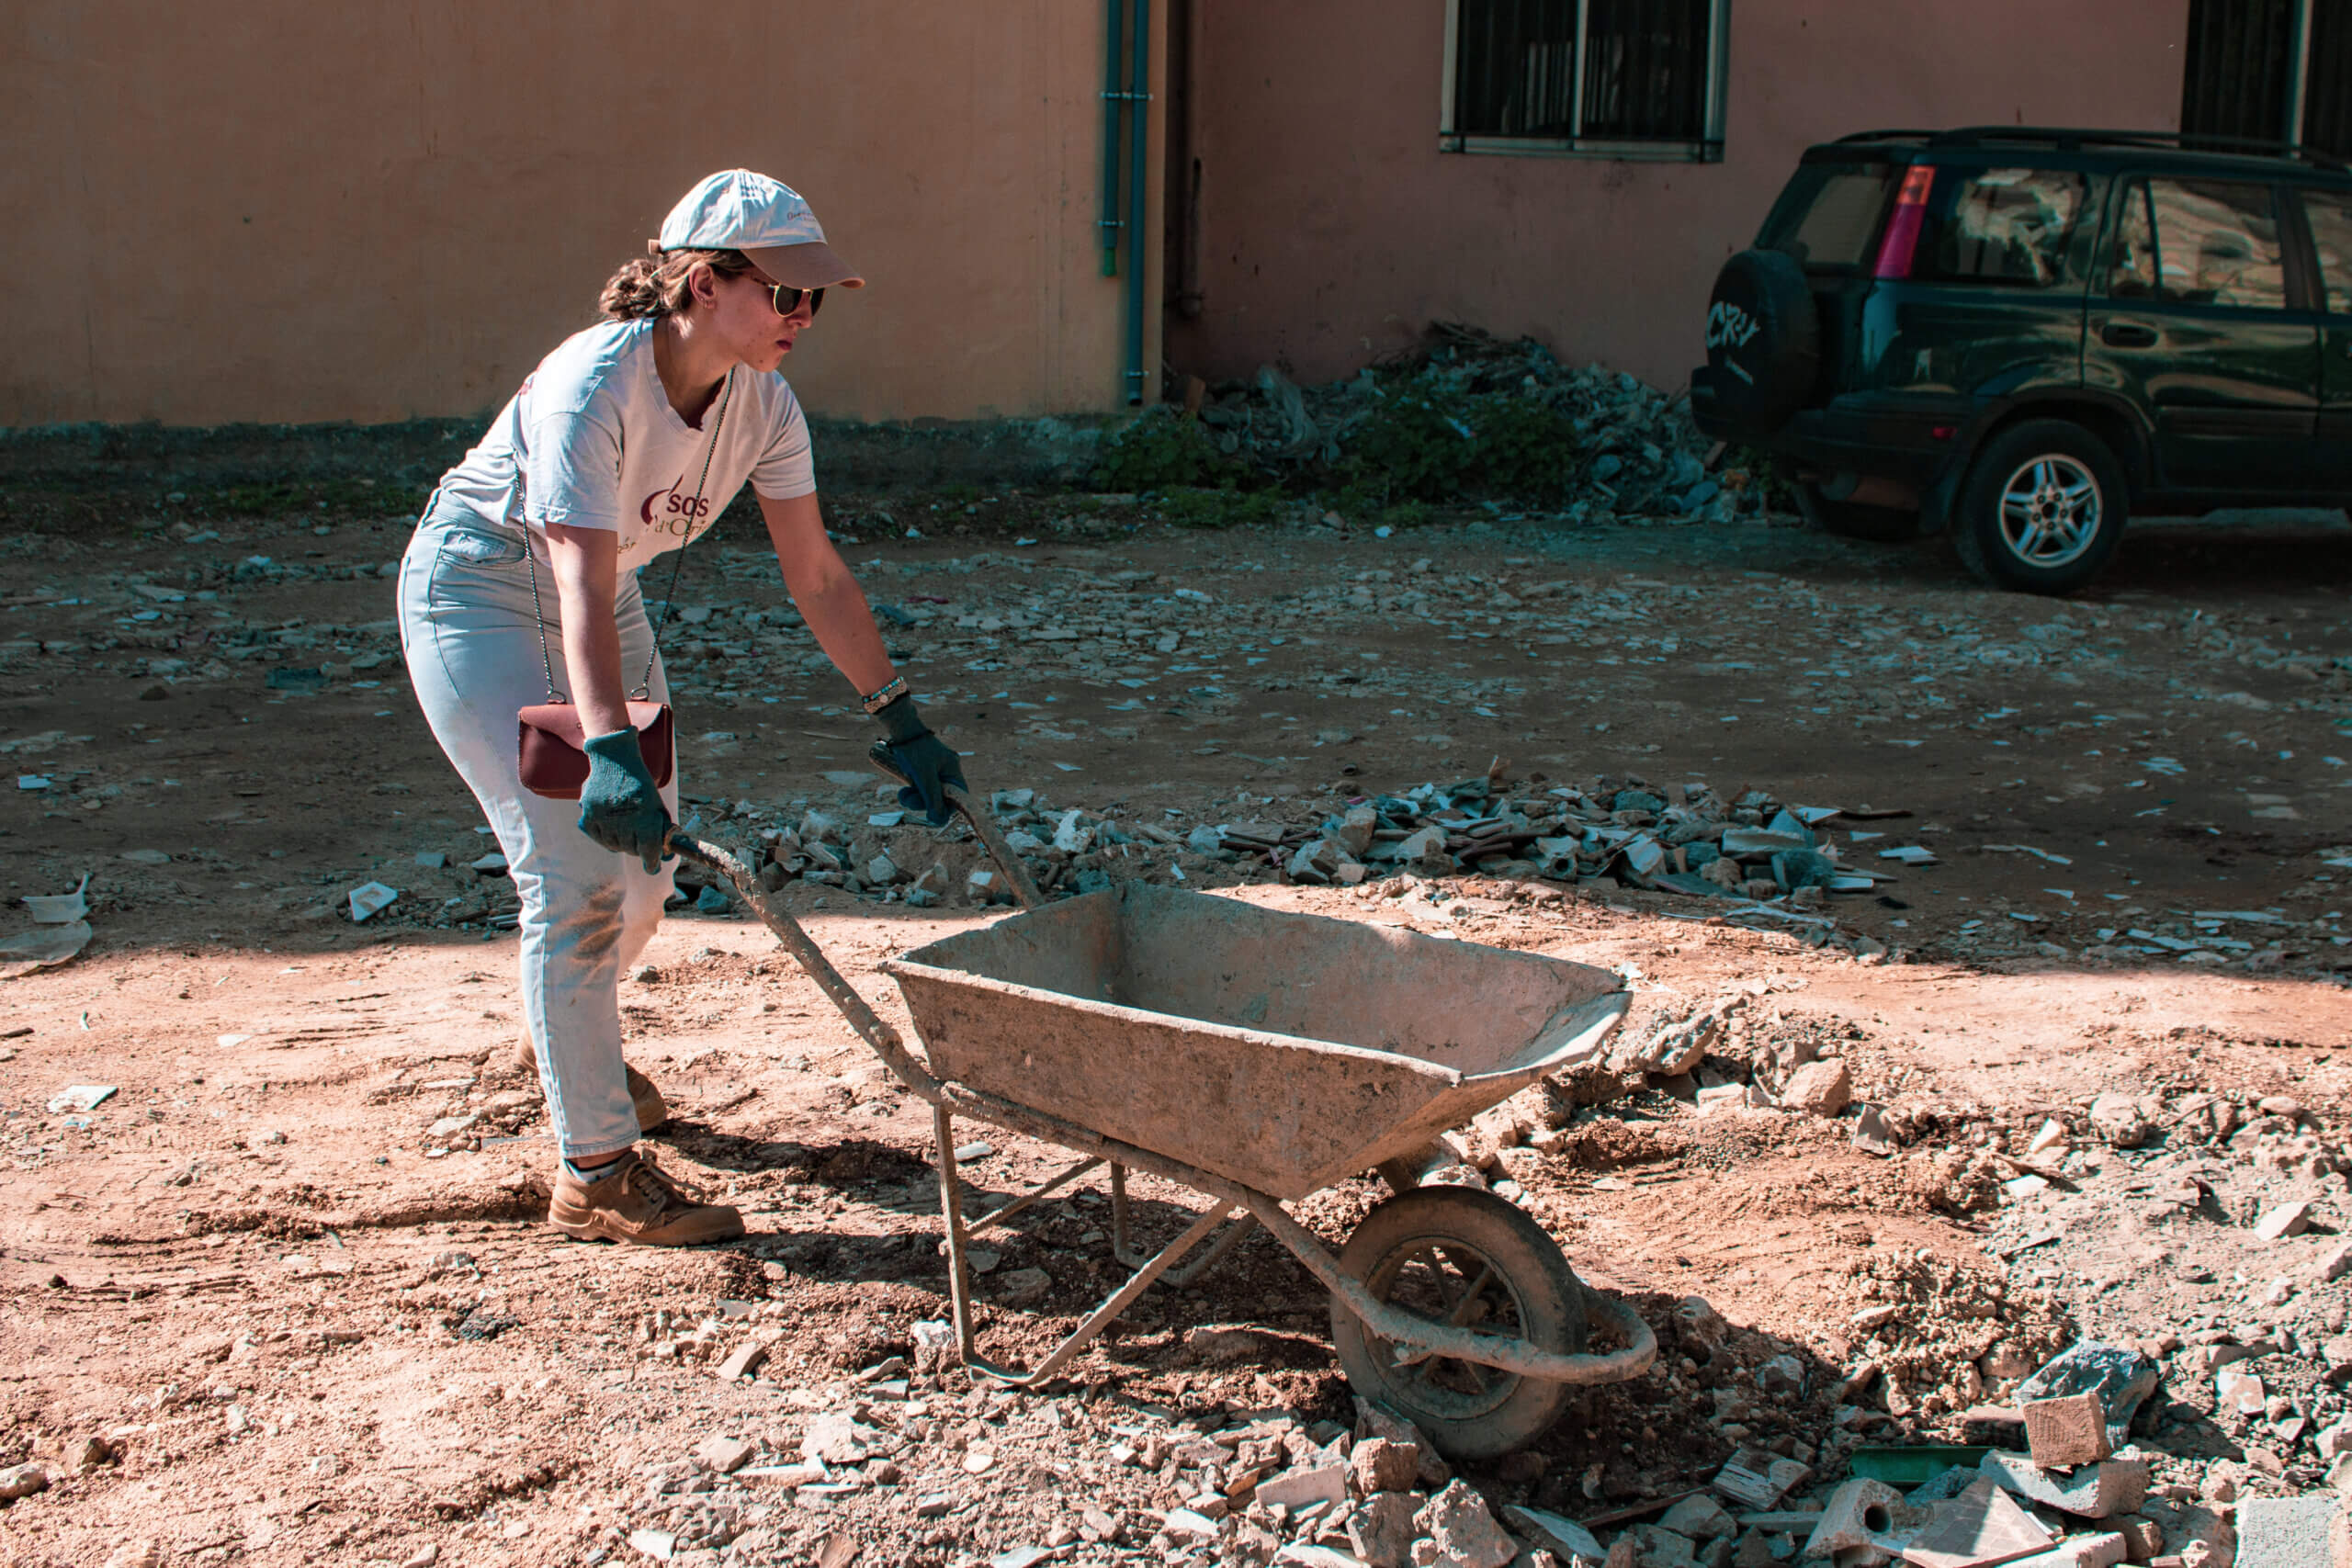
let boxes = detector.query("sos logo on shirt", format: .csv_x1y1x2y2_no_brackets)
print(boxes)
639,477,712,539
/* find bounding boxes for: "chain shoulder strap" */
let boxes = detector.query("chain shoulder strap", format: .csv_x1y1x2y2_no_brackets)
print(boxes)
522,368,736,706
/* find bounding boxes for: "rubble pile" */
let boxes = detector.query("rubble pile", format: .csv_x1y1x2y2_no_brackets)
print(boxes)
1154,322,1760,523
1970,1091,2352,1492
697,773,1896,953
1834,1248,2074,1420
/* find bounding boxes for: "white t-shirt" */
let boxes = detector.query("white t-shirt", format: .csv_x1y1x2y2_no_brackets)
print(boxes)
433,317,816,578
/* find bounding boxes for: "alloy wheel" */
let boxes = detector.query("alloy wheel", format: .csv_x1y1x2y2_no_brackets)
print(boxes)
1997,455,2103,569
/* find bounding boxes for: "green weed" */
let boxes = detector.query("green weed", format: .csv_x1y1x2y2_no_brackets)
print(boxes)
1089,407,1227,491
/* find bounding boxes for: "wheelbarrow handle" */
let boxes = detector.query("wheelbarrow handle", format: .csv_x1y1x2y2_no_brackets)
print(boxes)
664,829,934,1079
865,742,1043,911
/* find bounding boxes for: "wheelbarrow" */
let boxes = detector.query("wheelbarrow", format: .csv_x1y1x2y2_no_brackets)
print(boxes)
670,761,1657,1458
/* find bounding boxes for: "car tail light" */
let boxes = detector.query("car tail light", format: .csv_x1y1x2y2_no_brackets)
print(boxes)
1872,165,1937,279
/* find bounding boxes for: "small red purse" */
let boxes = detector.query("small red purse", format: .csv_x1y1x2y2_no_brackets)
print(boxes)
516,700,675,800
514,374,729,801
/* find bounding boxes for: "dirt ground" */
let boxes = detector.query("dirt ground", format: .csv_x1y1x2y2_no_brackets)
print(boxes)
2,491,2350,1568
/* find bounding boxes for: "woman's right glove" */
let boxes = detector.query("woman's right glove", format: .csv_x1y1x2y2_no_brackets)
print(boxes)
577,728,674,874
874,693,967,825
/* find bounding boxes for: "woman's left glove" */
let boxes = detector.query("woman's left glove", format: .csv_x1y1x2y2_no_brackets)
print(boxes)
578,728,676,874
874,693,967,825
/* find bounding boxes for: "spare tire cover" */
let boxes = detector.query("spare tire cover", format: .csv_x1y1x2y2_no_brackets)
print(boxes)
1704,248,1820,440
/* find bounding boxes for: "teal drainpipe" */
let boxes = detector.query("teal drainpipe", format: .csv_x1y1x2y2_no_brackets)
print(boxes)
1099,0,1125,278
1124,0,1151,403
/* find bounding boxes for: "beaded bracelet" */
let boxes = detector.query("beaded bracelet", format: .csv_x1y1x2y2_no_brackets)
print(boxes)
859,674,910,715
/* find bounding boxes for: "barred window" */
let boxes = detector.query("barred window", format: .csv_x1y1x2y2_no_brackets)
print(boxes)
1442,0,1727,161
2182,0,2352,158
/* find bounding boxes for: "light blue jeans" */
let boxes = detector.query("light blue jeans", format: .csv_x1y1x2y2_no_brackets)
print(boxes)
397,509,676,1162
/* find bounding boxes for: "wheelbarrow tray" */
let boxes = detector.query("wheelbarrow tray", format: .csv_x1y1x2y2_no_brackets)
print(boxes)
880,884,1627,1201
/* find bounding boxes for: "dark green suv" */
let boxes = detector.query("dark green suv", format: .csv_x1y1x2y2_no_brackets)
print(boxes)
1690,127,2352,593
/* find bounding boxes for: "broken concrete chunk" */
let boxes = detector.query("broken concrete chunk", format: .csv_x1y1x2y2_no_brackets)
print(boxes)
801,1411,877,1464
2021,1393,2113,1469
1805,1479,1904,1558
1161,1508,1221,1545
1978,1451,2147,1519
695,1434,755,1474
1501,1505,1606,1564
1412,1480,1518,1568
715,1341,767,1382
2086,1094,2151,1149
1347,1492,1422,1568
2011,1343,2160,1449
1632,1008,1720,1077
1713,1447,1812,1510
1851,1102,1900,1156
1779,1058,1853,1116
1675,1295,1731,1348
1258,1462,1348,1511
1349,1438,1419,1497
1657,1494,1736,1541
1899,1477,2053,1568
1618,1525,1698,1568
2134,1496,2235,1564
1996,1534,2126,1568
0,1461,50,1501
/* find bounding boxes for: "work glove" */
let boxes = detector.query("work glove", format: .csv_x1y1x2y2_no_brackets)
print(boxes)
577,728,675,874
874,693,967,826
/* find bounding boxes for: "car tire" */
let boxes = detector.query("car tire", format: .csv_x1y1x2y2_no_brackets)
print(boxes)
1951,420,2128,593
1702,249,1819,440
1794,482,1923,543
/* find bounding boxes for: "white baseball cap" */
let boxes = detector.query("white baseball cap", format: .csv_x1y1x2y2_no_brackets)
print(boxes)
658,169,865,290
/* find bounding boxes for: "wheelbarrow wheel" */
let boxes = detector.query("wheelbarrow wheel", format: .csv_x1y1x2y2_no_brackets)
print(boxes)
1328,1186,1587,1460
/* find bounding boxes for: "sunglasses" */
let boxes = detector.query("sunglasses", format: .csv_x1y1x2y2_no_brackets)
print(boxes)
755,278,825,319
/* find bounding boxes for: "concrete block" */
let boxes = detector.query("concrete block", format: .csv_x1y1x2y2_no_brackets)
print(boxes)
2234,1495,2338,1568
1981,1451,2148,1519
2022,1393,2114,1469
1805,1479,1904,1557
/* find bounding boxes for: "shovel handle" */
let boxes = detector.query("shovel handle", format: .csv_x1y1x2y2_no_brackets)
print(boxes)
865,743,1042,911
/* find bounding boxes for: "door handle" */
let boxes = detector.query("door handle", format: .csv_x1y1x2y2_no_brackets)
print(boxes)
2101,321,2159,348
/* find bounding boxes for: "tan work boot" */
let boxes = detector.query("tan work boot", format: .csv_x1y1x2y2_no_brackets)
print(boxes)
515,1032,668,1133
548,1147,744,1247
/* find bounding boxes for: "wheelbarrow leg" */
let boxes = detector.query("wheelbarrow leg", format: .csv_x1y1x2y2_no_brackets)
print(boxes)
933,1105,979,1364
1111,1160,1259,1287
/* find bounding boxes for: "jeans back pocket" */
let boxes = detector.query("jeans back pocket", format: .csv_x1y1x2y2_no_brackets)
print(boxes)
434,525,527,570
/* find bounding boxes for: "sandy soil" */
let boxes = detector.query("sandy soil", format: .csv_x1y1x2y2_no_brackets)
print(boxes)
1,497,2349,1567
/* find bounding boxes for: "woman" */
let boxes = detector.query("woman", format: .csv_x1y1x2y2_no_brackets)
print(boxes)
398,170,964,1247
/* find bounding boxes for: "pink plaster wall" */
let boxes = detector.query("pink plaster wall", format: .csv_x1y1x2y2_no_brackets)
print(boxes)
1170,1,2191,393
2,2,1163,427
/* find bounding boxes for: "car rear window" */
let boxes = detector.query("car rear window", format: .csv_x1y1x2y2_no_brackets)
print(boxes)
1762,164,1897,270
1912,167,2087,288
